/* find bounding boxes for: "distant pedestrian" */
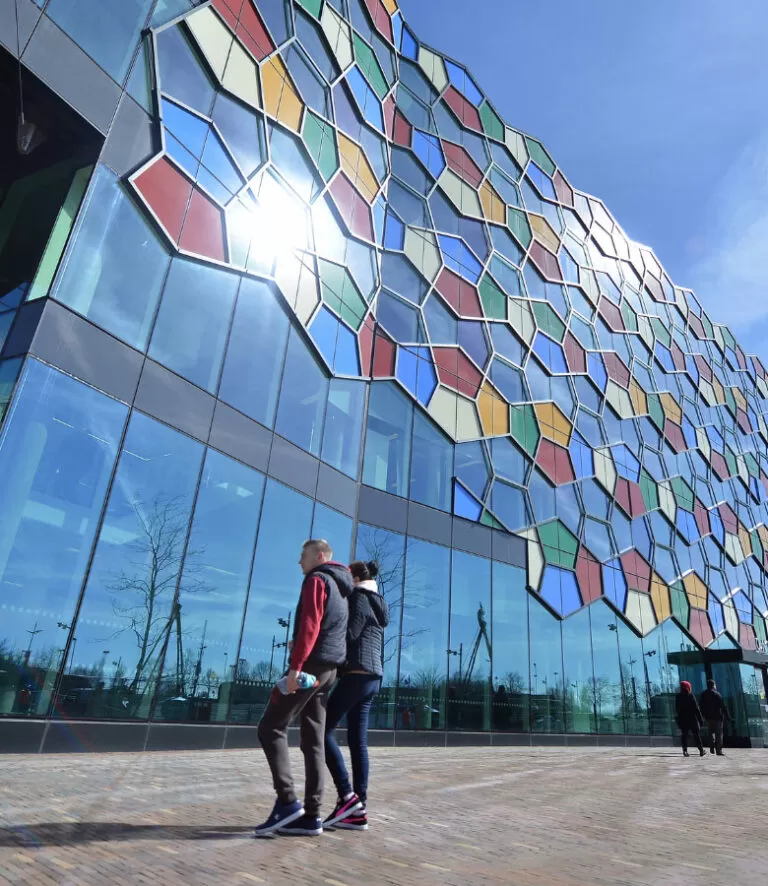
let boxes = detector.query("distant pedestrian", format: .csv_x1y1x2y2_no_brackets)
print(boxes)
254,539,353,837
675,680,705,757
324,560,389,832
699,679,730,756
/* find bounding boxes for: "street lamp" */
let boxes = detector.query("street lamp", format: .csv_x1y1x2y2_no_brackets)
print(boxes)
447,643,463,681
24,622,42,664
277,615,291,671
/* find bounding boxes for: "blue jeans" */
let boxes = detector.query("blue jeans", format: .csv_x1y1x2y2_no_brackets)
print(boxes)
324,673,381,806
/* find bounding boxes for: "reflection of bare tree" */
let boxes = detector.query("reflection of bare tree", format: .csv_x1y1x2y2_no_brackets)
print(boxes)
106,498,207,701
499,671,526,693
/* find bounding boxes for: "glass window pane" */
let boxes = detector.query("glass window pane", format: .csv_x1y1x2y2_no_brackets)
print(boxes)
363,382,413,497
219,279,290,428
275,328,329,455
409,411,453,512
448,552,492,731
589,601,625,733
321,379,365,479
529,595,564,732
355,524,406,728
0,361,128,717
153,449,264,723
396,536,449,730
491,562,530,731
47,0,153,82
232,480,314,723
149,259,239,392
615,617,650,734
66,412,204,720
311,504,353,564
563,607,596,733
53,166,170,350
156,24,215,115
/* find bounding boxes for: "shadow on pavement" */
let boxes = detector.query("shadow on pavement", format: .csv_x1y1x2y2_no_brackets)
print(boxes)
0,822,253,847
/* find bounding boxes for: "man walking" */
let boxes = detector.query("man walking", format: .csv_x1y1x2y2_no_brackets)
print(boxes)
675,680,705,757
255,539,353,837
699,678,730,755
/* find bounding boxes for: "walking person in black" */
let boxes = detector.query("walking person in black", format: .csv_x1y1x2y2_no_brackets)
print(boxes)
699,678,730,755
323,560,389,831
675,680,705,757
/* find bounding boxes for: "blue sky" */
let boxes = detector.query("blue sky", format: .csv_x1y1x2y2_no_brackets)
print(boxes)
400,0,768,359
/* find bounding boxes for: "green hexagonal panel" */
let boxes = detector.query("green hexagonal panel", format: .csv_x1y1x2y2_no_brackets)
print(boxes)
538,520,579,569
510,403,540,456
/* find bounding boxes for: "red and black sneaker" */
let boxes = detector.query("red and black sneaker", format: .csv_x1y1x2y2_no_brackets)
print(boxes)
323,794,363,828
335,809,368,831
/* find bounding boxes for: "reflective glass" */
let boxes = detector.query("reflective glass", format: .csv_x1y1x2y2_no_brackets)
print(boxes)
528,595,564,732
448,551,491,731
355,524,405,728
589,601,625,733
153,450,264,723
491,562,529,731
410,412,453,512
397,537,449,730
321,379,366,478
149,259,239,392
47,0,153,82
68,412,203,720
233,480,314,722
0,361,128,717
275,328,329,455
363,382,413,497
219,279,290,428
156,25,215,115
312,504,353,564
562,607,596,733
53,166,170,350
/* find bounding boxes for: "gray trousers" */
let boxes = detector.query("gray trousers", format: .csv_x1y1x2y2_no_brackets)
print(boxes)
257,667,336,817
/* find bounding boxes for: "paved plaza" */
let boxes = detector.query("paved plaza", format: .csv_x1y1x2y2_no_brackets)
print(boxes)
0,745,766,885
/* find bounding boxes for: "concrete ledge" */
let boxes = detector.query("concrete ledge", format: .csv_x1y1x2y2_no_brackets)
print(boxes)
42,720,148,754
0,718,46,753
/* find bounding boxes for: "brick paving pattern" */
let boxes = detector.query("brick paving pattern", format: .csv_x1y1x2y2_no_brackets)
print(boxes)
0,746,766,885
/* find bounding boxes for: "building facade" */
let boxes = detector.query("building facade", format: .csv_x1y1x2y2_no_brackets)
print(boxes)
1,0,767,753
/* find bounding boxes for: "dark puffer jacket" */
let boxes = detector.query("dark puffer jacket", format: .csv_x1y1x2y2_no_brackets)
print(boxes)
345,580,389,677
699,688,728,722
675,690,703,727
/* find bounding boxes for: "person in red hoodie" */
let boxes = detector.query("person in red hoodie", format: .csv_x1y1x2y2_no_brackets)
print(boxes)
254,539,352,838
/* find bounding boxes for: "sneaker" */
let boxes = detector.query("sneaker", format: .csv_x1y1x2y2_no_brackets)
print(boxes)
699,748,706,757
323,794,363,828
254,800,304,837
710,746,715,754
279,814,323,836
335,810,368,831
683,751,690,757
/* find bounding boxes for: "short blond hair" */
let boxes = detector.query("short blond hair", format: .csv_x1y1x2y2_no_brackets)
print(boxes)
303,538,333,558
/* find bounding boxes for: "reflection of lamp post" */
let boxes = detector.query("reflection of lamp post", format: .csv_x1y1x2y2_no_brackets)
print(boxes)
643,649,657,721
447,643,463,680
627,657,638,712
269,635,277,679
24,622,42,664
277,615,291,670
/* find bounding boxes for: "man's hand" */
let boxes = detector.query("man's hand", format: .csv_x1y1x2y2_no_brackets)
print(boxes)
285,670,300,694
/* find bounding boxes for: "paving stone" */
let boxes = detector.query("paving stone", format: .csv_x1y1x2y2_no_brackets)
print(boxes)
0,747,765,885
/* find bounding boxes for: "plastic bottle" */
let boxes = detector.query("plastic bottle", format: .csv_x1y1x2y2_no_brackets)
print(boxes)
275,672,317,695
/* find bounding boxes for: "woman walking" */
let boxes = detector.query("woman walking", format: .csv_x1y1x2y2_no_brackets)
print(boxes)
323,560,389,830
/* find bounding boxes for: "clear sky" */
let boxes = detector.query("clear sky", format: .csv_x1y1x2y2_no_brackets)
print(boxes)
400,0,768,360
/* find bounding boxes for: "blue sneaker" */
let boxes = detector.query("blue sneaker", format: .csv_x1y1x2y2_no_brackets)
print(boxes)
254,800,304,837
279,814,323,836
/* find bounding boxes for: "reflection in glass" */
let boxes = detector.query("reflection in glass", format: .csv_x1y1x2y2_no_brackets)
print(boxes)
563,607,595,733
321,380,366,479
219,278,290,427
0,361,128,717
363,382,413,497
396,536,448,730
588,601,624,733
448,551,491,731
149,259,239,392
312,504,353,565
65,413,203,720
529,596,564,733
491,562,529,731
275,329,329,455
409,411,453,512
615,617,649,734
53,166,170,350
233,480,314,723
153,450,264,723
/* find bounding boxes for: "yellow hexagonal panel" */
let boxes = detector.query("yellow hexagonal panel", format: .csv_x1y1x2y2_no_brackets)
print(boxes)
261,55,303,132
629,379,647,416
535,401,571,447
479,181,506,224
660,392,682,425
382,0,399,13
739,524,752,559
733,387,746,411
712,376,726,405
650,572,671,623
530,214,560,253
478,382,510,437
338,132,379,202
683,572,708,610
